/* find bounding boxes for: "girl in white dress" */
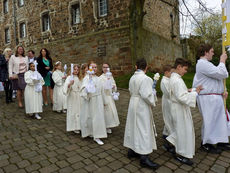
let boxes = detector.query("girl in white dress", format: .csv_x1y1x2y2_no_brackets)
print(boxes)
99,63,120,134
80,61,107,145
24,62,44,120
63,64,82,134
52,61,67,113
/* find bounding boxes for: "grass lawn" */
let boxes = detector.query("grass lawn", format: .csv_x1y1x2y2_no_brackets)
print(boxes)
115,72,230,107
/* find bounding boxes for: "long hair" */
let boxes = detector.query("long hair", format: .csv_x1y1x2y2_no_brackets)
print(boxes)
53,61,62,71
3,48,12,58
38,48,51,60
74,64,82,80
15,46,25,57
80,63,88,79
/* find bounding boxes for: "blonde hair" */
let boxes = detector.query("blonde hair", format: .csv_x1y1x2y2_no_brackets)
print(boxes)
53,61,62,71
80,63,88,78
3,48,12,58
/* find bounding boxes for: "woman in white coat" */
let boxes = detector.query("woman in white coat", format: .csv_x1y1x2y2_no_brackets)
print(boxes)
52,61,67,113
99,63,120,134
63,64,82,133
24,62,44,119
80,61,107,145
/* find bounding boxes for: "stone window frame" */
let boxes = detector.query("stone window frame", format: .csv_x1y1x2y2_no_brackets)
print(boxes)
4,27,10,44
98,0,108,17
41,11,51,32
18,0,24,7
68,0,83,27
3,0,9,14
18,20,27,39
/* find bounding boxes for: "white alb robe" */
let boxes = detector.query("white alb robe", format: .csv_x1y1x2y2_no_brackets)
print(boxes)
52,70,67,111
124,71,157,155
63,75,82,131
167,72,197,159
193,59,229,144
24,70,44,114
160,76,173,136
99,73,120,128
80,74,107,139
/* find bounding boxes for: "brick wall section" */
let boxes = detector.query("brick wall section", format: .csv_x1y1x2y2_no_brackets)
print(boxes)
143,0,180,43
0,0,182,75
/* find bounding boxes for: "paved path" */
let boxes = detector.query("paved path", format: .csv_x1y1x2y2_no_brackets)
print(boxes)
0,89,229,173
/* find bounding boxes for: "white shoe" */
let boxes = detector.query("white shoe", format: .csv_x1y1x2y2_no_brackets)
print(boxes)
62,110,67,113
94,138,104,145
35,114,42,120
107,129,112,134
56,110,61,113
74,130,80,134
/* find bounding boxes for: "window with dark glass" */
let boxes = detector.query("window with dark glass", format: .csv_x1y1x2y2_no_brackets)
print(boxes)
20,23,26,38
18,0,24,7
5,28,10,44
98,0,108,17
71,4,80,25
42,13,50,31
3,0,9,14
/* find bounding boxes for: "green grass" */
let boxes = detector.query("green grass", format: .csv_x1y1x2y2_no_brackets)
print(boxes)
115,72,230,107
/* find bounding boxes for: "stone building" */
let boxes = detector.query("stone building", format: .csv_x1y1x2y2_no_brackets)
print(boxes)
0,0,182,74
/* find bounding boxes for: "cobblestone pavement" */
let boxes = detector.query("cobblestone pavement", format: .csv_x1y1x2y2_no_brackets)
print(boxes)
0,89,230,173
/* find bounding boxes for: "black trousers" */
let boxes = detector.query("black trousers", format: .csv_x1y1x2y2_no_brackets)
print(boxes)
3,80,13,102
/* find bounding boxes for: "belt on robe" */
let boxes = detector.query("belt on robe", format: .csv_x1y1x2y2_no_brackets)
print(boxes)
199,93,223,96
88,93,101,97
131,94,140,97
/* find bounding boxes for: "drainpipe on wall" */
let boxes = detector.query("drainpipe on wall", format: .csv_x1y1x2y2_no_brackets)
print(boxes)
12,0,18,46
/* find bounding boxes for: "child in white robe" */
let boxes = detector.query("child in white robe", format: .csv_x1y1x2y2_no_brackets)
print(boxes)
124,58,159,170
52,61,67,113
63,64,82,134
24,63,44,120
167,58,202,166
80,61,107,145
99,63,120,134
160,65,174,152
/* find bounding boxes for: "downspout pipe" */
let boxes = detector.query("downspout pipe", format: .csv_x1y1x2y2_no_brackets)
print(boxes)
12,0,18,45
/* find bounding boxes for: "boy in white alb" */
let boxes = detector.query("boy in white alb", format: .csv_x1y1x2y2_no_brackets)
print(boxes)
193,44,230,153
167,58,202,166
124,58,159,170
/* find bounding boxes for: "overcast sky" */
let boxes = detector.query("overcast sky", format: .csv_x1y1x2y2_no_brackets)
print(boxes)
180,0,222,36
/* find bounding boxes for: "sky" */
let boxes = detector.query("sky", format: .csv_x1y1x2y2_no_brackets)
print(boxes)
180,0,222,36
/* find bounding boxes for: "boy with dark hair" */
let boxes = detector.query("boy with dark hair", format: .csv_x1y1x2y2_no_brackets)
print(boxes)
124,58,159,170
167,58,202,165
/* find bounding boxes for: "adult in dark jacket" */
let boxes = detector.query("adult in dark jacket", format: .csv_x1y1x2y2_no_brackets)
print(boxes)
27,50,37,63
37,48,53,106
0,48,13,103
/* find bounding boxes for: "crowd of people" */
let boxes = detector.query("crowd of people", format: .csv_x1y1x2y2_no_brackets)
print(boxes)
0,43,230,170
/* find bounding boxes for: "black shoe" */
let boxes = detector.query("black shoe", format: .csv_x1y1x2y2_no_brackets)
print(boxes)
162,135,168,139
201,143,222,154
175,155,193,166
163,143,176,155
140,155,159,170
217,143,230,151
9,99,14,103
127,149,140,159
